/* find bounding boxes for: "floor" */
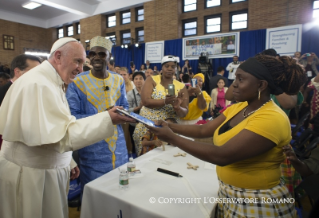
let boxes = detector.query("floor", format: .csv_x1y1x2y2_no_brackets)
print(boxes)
69,207,81,218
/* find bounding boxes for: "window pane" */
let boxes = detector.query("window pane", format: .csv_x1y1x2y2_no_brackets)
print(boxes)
68,26,73,36
138,15,144,21
185,0,196,4
232,21,247,29
123,32,131,38
123,18,130,24
184,4,196,12
232,0,245,2
123,39,131,44
59,29,63,34
185,29,196,36
122,12,131,18
138,36,144,42
232,13,247,22
207,0,220,7
314,1,319,9
313,9,319,18
77,24,80,34
207,17,220,25
108,16,116,22
138,30,144,36
207,25,220,33
185,21,197,29
58,33,63,38
109,21,116,27
138,9,144,15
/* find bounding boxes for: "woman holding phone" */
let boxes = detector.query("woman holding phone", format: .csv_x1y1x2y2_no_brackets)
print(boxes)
132,56,189,156
180,73,211,124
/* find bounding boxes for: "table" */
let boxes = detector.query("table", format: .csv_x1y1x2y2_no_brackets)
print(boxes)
80,144,219,218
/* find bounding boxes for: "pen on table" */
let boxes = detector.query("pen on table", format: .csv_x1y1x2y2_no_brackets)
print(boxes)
157,168,183,178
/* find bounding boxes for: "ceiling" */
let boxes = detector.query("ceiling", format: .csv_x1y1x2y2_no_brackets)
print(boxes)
0,0,151,28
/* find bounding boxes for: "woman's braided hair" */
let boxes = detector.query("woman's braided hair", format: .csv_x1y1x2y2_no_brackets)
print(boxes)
255,55,307,95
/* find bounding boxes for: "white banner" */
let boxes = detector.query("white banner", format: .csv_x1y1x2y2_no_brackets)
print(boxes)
145,41,164,63
182,32,240,60
266,24,302,56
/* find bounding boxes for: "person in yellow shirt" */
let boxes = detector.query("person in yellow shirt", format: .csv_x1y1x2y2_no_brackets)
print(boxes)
180,73,211,124
147,55,306,218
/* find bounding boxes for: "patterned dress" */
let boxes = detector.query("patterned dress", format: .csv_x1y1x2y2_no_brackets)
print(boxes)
133,75,185,156
66,70,129,191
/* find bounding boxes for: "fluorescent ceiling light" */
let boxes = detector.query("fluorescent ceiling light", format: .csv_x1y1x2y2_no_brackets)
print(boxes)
22,2,42,10
32,0,88,15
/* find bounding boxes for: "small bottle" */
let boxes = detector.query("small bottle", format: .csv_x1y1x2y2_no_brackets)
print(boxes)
127,157,136,175
119,170,129,189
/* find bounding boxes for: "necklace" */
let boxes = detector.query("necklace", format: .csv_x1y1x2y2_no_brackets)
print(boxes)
242,99,272,118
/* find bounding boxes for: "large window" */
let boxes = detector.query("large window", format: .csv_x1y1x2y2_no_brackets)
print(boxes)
183,0,196,12
136,7,144,21
205,15,221,33
231,0,246,3
121,30,131,44
77,23,80,34
106,32,116,46
314,0,319,18
121,10,131,24
230,11,248,30
136,28,144,43
206,0,221,8
67,25,73,36
107,14,116,27
58,28,63,38
183,18,197,36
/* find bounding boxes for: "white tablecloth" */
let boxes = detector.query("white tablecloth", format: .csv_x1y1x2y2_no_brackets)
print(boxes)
80,145,219,218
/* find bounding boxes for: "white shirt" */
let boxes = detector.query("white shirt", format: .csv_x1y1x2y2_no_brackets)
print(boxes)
226,62,240,80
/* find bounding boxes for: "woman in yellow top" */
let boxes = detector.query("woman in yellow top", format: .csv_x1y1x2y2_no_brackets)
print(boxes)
133,56,189,156
147,55,306,217
180,73,212,125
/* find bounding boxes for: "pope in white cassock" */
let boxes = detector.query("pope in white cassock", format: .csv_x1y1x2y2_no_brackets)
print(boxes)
0,38,134,218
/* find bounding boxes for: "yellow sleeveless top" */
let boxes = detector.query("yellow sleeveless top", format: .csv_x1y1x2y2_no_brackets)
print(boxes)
214,101,291,189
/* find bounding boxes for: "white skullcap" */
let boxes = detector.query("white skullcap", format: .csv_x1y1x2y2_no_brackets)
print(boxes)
50,37,78,55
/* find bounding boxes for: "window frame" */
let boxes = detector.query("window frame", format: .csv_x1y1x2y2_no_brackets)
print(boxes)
136,6,144,22
107,14,116,28
67,25,74,37
76,23,80,35
121,10,131,25
183,0,197,13
106,32,116,46
229,10,248,31
182,18,197,37
205,14,222,34
121,29,131,45
205,0,221,9
136,27,144,43
230,0,247,4
57,27,64,39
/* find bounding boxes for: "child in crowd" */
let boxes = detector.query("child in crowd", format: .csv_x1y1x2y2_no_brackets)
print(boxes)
141,118,177,155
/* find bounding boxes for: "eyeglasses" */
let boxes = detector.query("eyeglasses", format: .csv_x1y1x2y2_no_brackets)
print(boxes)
88,51,107,59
